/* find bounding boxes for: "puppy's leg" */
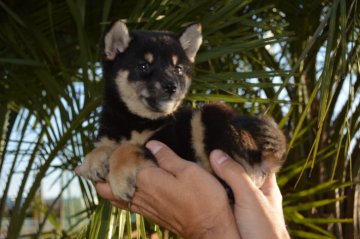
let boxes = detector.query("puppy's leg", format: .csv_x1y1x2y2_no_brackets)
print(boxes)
107,143,156,201
77,137,118,181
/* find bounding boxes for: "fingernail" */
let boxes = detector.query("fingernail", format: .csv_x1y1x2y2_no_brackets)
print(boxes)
211,150,228,165
146,141,163,154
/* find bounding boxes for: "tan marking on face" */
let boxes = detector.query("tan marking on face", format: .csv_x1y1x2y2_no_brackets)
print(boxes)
107,142,155,201
191,110,212,172
144,52,154,63
172,55,178,65
158,100,181,114
115,70,168,119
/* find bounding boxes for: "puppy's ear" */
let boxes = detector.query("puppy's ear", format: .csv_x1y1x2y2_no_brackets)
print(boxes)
104,20,131,60
179,24,202,62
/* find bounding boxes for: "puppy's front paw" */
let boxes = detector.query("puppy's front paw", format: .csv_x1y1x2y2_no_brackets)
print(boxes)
109,167,137,202
77,148,110,181
107,143,155,201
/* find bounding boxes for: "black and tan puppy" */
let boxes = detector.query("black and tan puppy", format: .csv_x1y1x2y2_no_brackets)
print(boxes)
77,20,286,201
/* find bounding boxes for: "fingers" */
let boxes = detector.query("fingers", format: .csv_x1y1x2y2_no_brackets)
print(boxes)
209,149,284,207
130,202,179,234
94,181,114,199
94,182,128,208
135,166,176,194
145,140,190,176
209,150,258,198
94,180,178,234
260,173,279,195
260,173,283,204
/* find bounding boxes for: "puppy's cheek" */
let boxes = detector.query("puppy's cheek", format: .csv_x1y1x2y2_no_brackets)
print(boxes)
107,143,156,201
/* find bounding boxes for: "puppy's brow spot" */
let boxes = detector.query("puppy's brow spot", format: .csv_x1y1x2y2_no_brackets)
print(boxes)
172,55,178,65
144,52,154,63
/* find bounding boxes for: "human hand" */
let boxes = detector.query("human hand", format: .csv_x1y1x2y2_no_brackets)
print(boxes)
95,141,240,239
94,141,290,239
209,150,290,239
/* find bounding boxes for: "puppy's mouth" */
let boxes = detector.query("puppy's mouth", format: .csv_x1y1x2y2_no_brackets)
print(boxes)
141,96,180,114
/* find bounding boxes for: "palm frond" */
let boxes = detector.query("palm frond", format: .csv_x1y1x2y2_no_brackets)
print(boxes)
0,0,359,238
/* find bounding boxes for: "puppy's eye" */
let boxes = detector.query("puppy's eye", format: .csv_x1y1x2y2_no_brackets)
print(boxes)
136,62,150,73
174,65,184,75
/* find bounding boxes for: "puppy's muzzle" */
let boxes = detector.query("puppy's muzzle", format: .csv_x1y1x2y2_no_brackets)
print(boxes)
162,81,177,95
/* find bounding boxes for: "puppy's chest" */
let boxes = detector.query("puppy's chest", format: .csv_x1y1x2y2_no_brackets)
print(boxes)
121,130,159,145
119,112,193,149
100,108,197,160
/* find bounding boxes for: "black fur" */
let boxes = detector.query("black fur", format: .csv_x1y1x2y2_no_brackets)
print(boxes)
79,21,286,202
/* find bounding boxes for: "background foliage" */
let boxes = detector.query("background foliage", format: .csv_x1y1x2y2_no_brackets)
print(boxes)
0,0,359,238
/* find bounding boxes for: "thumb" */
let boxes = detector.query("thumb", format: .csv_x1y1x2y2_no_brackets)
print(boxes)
146,140,188,176
209,150,257,197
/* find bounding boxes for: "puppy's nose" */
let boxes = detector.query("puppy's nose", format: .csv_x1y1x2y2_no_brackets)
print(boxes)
163,82,177,95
